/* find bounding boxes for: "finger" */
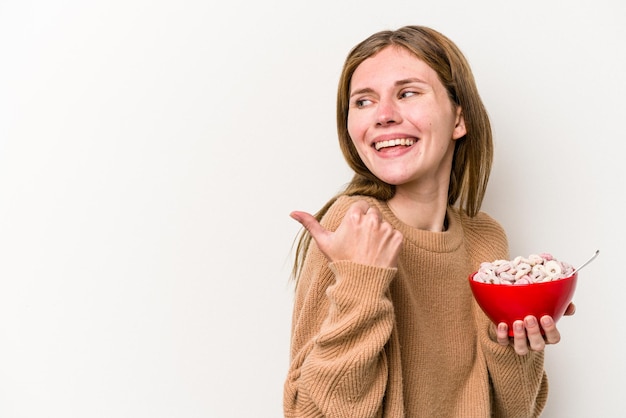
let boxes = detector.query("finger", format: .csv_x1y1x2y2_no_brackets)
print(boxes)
524,316,546,352
364,205,384,222
344,201,385,226
512,320,529,355
495,323,510,346
290,211,330,244
540,315,561,344
564,302,576,316
349,200,371,215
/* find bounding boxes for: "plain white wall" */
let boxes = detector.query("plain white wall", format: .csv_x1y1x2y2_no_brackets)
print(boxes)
0,0,623,417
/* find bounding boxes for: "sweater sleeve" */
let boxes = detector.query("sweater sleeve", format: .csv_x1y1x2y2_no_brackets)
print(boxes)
477,312,548,418
283,250,397,418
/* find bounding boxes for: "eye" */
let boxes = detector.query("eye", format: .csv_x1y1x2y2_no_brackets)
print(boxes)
353,98,372,108
399,90,418,99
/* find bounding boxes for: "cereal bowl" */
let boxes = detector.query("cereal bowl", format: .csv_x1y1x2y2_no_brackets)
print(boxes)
468,271,577,336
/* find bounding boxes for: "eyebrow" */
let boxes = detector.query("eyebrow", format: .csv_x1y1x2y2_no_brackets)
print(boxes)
350,78,429,98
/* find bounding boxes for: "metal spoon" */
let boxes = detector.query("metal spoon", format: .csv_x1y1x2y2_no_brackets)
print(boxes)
573,250,600,274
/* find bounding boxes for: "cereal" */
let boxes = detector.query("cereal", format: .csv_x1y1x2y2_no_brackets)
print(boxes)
472,253,574,285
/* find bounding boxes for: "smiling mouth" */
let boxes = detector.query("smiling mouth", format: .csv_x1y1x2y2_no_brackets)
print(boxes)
374,138,415,151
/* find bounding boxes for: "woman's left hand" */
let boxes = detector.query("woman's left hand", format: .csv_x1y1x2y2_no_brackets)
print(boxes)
496,302,576,355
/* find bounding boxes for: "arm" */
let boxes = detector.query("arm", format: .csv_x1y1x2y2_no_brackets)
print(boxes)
284,257,397,417
476,310,548,418
466,212,548,416
284,201,403,417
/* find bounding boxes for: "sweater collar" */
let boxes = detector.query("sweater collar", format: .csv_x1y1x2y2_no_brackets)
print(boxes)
370,199,464,253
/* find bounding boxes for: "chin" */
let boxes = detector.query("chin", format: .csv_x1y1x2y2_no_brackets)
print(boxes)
374,173,414,186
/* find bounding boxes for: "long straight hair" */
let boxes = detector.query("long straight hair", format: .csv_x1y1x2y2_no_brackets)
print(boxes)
292,26,493,282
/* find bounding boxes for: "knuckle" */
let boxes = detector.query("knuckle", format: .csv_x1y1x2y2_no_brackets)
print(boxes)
530,339,545,351
516,346,528,356
547,334,561,344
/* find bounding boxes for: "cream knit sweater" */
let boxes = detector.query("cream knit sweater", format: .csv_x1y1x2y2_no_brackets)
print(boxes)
284,195,548,417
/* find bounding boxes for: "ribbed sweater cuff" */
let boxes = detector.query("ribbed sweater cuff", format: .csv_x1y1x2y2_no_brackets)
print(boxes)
328,261,397,304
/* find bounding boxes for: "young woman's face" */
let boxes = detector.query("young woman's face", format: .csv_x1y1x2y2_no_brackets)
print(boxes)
347,46,466,192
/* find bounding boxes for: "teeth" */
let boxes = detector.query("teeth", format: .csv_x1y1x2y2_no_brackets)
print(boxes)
374,138,415,151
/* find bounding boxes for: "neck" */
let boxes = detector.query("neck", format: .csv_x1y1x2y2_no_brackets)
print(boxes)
387,188,449,232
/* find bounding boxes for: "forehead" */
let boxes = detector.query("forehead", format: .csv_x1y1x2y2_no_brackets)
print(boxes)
350,46,439,89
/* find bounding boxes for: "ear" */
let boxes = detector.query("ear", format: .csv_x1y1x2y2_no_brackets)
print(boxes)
452,107,466,140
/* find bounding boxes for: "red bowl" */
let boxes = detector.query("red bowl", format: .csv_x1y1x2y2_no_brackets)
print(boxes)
468,272,578,336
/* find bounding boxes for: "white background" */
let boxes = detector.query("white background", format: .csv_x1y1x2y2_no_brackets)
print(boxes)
0,0,623,417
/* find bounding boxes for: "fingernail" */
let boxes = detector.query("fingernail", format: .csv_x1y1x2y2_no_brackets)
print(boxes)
541,317,553,327
514,321,524,331
525,317,537,327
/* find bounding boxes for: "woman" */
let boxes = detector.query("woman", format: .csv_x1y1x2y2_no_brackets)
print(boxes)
284,25,574,417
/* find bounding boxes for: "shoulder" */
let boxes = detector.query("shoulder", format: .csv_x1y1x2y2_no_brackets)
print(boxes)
458,209,506,236
455,208,510,262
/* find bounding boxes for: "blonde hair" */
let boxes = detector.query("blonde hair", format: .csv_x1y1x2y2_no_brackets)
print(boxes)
292,25,493,281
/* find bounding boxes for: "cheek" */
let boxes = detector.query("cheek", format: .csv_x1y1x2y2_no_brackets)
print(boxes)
346,113,365,141
346,118,356,140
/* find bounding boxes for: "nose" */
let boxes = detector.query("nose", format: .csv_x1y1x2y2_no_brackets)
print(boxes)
376,98,401,126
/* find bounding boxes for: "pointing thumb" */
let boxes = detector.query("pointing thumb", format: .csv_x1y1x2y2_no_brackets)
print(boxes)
290,211,330,246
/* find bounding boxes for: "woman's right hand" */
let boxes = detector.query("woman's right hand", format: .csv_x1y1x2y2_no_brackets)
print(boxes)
290,200,403,268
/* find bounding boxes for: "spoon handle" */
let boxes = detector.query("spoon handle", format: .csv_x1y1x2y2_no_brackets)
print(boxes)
573,250,600,274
